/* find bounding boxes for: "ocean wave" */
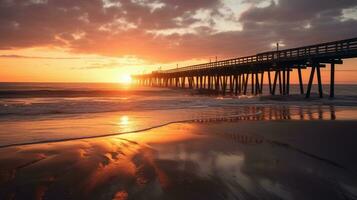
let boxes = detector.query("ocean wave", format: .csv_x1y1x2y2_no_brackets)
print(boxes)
0,88,176,98
1,93,357,117
1,83,357,117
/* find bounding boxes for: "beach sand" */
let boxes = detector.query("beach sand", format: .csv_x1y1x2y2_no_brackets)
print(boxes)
1,116,357,200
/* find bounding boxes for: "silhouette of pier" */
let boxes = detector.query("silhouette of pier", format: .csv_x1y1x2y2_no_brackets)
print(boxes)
133,37,357,98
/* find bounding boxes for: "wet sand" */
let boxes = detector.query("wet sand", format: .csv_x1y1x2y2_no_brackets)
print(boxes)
1,118,357,200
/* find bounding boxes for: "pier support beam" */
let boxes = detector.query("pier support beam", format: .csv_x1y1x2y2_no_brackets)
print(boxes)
278,71,282,95
230,75,234,94
200,75,203,89
255,72,260,95
272,70,278,95
260,72,264,94
208,76,211,90
282,68,286,95
196,76,199,89
239,74,242,94
203,76,206,89
268,70,272,94
286,66,290,95
298,67,304,94
251,72,254,94
330,63,335,98
235,75,239,96
216,75,220,94
306,66,316,98
316,65,323,98
182,77,186,88
244,73,249,95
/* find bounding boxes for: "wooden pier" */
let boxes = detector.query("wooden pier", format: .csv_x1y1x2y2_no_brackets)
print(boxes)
133,37,357,98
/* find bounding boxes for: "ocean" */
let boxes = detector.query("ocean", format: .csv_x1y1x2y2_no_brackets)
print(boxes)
1,82,357,199
1,82,357,148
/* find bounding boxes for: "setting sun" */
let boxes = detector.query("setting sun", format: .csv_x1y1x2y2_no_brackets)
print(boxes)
118,74,132,84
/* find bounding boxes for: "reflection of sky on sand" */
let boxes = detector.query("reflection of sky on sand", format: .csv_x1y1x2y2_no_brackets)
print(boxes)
1,105,357,148
117,115,131,132
1,121,357,199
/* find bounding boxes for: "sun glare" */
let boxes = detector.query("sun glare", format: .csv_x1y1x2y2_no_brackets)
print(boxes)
119,116,130,126
118,74,132,84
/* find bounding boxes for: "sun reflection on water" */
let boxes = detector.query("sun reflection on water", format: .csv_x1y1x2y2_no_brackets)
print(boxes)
119,116,130,126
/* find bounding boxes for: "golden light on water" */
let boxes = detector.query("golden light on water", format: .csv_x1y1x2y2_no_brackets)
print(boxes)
119,116,130,126
118,115,133,133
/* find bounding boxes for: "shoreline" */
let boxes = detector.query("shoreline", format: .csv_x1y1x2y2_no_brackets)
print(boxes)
1,105,357,149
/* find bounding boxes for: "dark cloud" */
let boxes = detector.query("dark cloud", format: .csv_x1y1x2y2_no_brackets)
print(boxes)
239,0,357,47
0,0,356,63
241,0,357,22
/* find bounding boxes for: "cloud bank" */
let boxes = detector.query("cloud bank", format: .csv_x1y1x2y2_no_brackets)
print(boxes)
1,0,356,62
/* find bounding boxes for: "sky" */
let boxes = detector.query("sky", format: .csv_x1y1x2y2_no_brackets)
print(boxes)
0,0,357,83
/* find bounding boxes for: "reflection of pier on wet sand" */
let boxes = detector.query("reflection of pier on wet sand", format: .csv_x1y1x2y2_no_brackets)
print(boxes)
191,105,337,123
